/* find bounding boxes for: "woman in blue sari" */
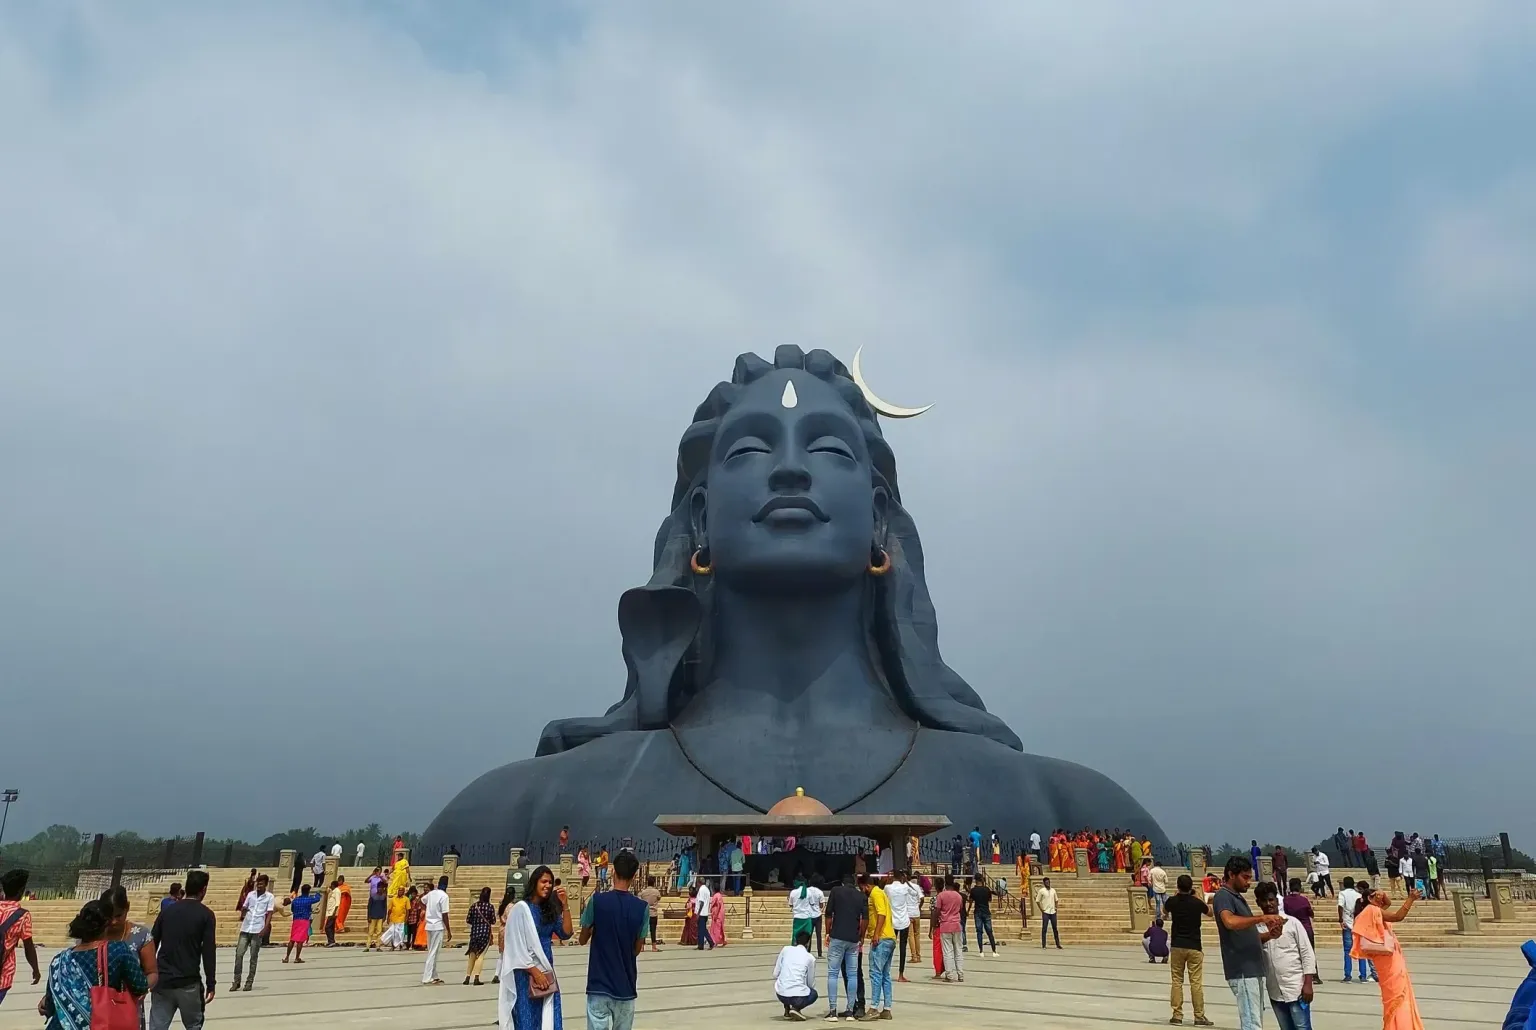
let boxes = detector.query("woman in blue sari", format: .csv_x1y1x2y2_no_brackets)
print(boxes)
497,865,572,1030
39,899,149,1030
677,849,692,890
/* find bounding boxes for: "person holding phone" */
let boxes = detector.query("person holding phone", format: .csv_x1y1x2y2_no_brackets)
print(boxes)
1350,886,1424,1029
498,865,572,1030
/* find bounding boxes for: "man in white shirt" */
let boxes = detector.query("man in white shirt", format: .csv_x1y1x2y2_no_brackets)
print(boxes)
1256,882,1315,1027
695,881,714,950
1035,878,1061,949
1311,848,1332,896
420,876,452,984
1336,877,1373,983
1149,863,1170,919
232,874,278,992
885,871,913,983
788,878,826,959
1030,830,1043,865
904,876,925,965
330,841,343,861
773,929,818,1021
355,841,366,867
311,850,326,884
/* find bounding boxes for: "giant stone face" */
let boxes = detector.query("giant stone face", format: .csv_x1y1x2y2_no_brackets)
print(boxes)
703,369,881,594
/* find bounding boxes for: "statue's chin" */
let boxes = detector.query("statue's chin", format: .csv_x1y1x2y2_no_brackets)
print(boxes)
716,557,867,594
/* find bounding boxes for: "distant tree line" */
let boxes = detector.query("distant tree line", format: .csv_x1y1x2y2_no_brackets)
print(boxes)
0,823,423,872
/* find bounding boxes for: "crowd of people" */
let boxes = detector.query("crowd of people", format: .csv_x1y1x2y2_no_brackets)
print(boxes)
0,821,1508,1030
1044,828,1156,874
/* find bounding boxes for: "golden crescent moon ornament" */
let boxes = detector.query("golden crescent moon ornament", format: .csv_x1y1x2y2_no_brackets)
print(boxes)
850,346,933,419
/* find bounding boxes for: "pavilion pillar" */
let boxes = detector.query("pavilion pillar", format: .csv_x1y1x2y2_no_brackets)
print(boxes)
696,833,715,889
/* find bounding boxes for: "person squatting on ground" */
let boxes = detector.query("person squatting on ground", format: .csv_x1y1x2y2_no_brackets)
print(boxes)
773,930,818,1021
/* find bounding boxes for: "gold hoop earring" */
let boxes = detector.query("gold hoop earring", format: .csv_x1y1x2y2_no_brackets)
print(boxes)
690,548,712,575
868,548,891,576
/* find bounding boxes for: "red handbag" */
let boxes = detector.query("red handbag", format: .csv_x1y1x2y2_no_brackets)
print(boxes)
90,942,139,1030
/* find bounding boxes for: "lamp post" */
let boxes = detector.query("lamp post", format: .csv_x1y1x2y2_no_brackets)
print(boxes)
0,790,18,851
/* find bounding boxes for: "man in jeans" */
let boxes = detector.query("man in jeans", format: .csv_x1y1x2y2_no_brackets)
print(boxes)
1212,856,1283,1030
823,875,867,1019
149,869,216,1030
934,878,965,983
968,876,997,955
579,851,648,1030
1035,877,1061,950
1256,882,1316,1030
1148,861,1170,919
860,874,897,1018
1336,877,1375,983
231,874,278,992
1163,874,1213,1026
420,876,452,984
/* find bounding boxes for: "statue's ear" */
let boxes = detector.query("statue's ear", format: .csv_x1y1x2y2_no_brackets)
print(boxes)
619,585,702,729
688,486,708,547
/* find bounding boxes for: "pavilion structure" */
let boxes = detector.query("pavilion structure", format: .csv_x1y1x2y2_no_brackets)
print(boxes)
654,787,951,877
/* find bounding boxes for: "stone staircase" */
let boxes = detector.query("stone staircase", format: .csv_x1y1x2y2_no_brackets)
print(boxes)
15,860,1534,950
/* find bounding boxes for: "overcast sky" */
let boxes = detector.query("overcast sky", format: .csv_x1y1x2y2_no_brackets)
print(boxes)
2,1,1532,852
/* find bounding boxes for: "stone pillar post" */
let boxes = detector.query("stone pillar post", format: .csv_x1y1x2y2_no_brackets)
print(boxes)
1451,889,1481,934
1127,887,1152,934
1258,856,1273,885
443,854,460,886
278,850,296,882
510,847,524,868
1190,849,1206,882
1490,879,1516,922
1074,847,1090,879
742,886,754,940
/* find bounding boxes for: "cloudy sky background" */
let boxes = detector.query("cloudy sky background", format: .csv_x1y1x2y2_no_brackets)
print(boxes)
2,1,1532,850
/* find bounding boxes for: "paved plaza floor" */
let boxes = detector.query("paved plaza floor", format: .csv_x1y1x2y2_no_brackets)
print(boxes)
0,939,1521,1028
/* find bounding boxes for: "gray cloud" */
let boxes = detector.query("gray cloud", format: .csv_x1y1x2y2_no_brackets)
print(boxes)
1,1,1531,851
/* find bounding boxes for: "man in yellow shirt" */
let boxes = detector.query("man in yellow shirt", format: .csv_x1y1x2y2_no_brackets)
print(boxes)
861,874,898,1018
384,889,411,951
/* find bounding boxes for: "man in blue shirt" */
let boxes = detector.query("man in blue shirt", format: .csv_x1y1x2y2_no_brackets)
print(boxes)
968,828,983,876
579,851,648,1030
283,885,321,964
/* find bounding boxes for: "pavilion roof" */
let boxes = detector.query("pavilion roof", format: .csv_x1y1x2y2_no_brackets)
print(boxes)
653,814,952,838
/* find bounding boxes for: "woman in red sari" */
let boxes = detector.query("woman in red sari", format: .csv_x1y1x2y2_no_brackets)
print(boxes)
1351,886,1425,1029
679,886,699,945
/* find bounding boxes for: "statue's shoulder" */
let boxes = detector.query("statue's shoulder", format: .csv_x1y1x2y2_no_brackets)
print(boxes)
422,730,739,847
855,730,1169,850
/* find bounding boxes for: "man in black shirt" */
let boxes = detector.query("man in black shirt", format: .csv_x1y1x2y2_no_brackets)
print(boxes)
149,869,216,1030
959,876,971,953
1163,874,1213,1026
968,878,997,955
821,876,867,1020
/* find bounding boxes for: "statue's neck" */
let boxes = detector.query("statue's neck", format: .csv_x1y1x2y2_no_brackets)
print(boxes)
700,583,903,722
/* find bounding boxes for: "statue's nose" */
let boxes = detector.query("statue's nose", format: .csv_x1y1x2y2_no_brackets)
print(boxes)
768,459,812,493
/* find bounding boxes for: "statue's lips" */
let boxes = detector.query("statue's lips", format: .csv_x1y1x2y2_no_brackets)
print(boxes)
754,496,828,524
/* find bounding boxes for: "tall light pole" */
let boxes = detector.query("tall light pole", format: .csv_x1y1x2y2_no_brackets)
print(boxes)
0,790,18,851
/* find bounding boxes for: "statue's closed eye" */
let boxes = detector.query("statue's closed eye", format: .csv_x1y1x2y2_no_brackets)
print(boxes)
725,437,771,461
807,437,855,461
